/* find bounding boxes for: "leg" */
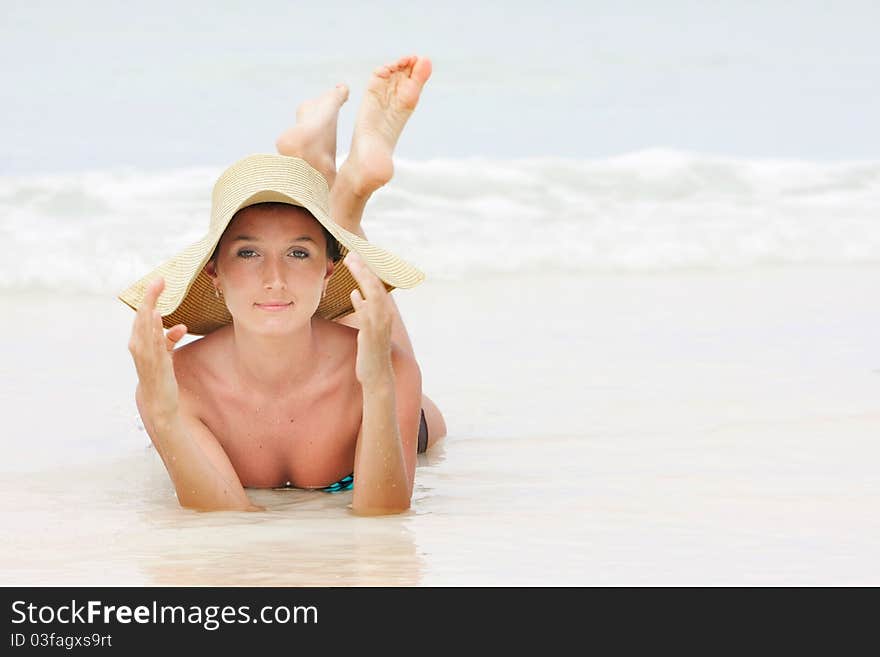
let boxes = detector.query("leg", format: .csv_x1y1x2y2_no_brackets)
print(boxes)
331,55,432,239
420,395,447,450
274,53,432,234
275,60,444,446
333,56,444,447
275,83,349,188
329,55,432,361
273,77,419,359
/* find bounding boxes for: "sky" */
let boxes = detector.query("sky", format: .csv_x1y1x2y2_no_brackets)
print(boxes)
2,0,879,173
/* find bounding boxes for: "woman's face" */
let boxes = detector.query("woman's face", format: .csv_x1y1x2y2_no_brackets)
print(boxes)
205,204,335,335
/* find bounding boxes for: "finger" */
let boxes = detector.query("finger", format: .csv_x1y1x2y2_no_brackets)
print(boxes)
135,277,165,338
350,288,365,312
167,323,187,339
142,277,165,312
344,251,363,272
152,309,167,351
345,253,384,299
165,324,188,352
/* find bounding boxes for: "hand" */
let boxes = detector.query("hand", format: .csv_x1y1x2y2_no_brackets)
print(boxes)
345,252,394,387
127,277,189,420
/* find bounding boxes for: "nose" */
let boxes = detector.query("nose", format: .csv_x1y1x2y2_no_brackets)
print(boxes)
262,255,287,290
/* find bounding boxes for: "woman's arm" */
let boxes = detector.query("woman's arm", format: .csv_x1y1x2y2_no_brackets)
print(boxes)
129,277,259,512
343,252,423,515
351,346,423,515
137,392,259,512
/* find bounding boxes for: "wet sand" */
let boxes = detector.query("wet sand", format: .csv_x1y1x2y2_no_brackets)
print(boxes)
1,265,878,585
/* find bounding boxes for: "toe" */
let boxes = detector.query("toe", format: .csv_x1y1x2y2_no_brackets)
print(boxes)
411,57,432,84
335,83,350,102
373,65,392,79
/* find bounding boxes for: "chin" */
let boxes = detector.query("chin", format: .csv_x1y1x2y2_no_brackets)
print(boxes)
234,306,313,335
252,316,306,336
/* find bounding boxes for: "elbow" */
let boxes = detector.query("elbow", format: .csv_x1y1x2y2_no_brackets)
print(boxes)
350,500,411,517
177,498,264,513
175,489,262,513
176,494,218,512
351,488,412,516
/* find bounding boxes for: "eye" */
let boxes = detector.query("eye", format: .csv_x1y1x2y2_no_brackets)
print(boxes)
237,249,258,258
289,249,309,259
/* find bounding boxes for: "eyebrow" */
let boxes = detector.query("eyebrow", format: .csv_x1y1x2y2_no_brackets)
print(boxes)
230,235,317,244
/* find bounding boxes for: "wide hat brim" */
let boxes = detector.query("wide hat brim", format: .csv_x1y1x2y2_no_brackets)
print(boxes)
117,153,425,335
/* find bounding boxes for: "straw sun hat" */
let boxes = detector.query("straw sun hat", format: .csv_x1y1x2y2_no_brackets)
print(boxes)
117,153,425,335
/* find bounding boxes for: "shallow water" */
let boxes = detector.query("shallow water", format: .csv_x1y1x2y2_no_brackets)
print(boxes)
1,266,878,585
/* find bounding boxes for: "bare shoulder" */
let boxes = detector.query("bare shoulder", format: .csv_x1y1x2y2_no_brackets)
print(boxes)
173,327,227,372
320,317,417,372
321,316,419,372
315,317,359,356
171,327,232,408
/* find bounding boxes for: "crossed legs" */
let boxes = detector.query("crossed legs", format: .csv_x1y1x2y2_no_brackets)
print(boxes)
275,55,446,449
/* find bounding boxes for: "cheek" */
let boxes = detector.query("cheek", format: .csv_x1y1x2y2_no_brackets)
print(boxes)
216,261,252,293
219,263,244,284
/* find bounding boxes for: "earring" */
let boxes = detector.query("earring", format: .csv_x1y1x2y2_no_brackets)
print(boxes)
214,287,221,299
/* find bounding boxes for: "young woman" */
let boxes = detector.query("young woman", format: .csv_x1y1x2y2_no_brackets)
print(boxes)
123,56,446,516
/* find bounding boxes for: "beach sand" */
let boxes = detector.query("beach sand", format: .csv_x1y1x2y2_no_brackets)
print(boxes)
1,264,878,585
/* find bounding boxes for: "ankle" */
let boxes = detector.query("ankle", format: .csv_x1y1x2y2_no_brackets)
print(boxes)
335,161,374,200
275,135,336,187
308,153,336,189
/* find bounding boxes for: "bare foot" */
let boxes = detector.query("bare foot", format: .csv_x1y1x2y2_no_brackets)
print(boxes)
340,55,432,197
275,84,350,187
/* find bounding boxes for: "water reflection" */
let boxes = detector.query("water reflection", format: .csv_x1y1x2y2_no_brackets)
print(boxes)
137,479,426,586
0,444,444,586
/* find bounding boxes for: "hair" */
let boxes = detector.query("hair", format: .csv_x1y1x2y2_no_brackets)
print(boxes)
208,202,342,265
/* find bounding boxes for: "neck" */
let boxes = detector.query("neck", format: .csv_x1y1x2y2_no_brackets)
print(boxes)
230,319,321,397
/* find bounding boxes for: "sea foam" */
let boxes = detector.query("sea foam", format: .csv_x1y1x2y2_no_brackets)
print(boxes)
1,150,878,294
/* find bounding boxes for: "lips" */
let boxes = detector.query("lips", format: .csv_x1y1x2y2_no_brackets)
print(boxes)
255,302,293,311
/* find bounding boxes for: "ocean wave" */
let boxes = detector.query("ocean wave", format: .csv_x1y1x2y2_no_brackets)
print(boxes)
1,150,878,294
